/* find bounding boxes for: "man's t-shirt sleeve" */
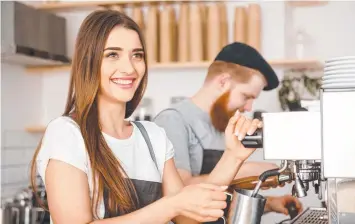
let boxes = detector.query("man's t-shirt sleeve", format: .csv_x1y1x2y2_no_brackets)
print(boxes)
154,110,192,173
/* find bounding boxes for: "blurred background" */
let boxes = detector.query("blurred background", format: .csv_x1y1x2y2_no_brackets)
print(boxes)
1,0,355,223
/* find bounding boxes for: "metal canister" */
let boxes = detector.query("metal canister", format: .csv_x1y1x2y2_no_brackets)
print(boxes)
226,189,266,224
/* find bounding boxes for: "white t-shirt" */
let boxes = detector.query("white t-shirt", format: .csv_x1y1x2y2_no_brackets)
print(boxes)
36,116,174,220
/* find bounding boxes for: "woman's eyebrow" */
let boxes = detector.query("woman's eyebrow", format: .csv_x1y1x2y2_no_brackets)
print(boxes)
104,47,123,51
103,47,143,52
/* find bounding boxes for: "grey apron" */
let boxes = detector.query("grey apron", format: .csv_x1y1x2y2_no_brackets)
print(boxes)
103,121,163,218
156,109,230,224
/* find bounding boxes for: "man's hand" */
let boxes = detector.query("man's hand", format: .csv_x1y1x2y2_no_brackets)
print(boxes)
225,110,262,161
264,195,303,215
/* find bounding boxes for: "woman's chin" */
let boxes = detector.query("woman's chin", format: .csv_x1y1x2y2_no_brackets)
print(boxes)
98,93,134,105
113,94,135,103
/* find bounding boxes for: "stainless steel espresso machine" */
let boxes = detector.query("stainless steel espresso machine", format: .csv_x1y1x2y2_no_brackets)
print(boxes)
238,56,355,224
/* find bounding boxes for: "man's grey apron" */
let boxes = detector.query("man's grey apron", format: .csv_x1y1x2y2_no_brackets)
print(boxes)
103,121,163,218
158,109,230,224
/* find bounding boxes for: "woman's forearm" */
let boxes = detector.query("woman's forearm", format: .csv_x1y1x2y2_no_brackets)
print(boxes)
206,150,244,186
91,195,178,224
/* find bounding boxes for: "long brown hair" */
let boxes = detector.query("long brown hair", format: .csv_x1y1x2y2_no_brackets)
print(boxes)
30,10,148,218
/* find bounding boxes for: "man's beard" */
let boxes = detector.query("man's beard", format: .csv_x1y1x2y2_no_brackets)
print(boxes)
210,92,242,132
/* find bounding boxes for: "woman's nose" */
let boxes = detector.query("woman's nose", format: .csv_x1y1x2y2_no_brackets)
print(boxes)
118,56,135,74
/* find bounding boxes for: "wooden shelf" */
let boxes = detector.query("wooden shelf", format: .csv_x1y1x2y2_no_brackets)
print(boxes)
287,1,328,7
25,125,47,133
34,1,328,12
269,59,323,69
33,0,203,11
24,59,323,133
25,59,323,74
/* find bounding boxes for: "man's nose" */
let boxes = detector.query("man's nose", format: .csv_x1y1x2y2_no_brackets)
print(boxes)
243,100,253,112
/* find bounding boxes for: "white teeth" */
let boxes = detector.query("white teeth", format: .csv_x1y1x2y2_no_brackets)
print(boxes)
112,79,133,85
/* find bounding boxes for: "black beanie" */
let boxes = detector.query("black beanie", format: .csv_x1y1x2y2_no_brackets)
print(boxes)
214,42,279,91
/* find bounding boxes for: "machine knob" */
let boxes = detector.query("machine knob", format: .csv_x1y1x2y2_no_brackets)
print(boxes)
241,128,263,148
286,202,299,220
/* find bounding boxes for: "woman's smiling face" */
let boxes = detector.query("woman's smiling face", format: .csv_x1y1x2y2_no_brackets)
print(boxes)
99,26,146,103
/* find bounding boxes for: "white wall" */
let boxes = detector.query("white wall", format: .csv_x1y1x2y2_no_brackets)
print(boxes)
2,1,355,223
289,1,355,60
1,63,43,199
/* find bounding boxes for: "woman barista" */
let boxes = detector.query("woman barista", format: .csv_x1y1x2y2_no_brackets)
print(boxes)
30,10,261,223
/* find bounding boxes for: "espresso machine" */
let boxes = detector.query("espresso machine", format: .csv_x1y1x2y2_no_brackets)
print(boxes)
238,56,355,224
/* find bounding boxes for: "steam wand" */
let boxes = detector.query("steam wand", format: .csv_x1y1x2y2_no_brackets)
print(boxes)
251,160,288,197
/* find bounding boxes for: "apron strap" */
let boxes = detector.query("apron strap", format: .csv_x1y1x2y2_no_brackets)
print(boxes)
131,121,159,174
104,121,160,218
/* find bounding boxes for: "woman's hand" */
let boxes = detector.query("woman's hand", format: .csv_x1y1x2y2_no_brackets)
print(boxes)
225,110,262,161
172,183,228,222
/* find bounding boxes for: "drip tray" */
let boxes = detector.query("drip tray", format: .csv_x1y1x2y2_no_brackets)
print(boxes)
290,207,328,224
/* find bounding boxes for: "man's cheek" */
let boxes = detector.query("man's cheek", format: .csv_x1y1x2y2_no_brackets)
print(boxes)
227,100,240,112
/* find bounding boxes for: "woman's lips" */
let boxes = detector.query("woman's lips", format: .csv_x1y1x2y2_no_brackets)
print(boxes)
110,77,136,89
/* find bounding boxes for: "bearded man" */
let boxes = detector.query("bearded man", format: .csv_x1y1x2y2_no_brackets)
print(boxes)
154,42,302,222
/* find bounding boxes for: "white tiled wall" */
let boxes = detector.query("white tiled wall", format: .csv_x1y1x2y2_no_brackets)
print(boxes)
1,63,42,200
1,130,42,199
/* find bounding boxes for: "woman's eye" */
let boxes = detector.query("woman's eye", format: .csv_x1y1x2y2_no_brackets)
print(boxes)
133,53,144,60
106,52,119,58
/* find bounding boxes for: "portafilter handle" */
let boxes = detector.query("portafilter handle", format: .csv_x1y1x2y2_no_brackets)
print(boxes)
241,128,263,148
250,161,289,198
251,168,280,197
